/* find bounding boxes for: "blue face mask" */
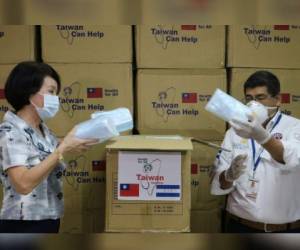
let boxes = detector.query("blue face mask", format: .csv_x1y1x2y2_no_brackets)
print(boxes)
31,94,60,120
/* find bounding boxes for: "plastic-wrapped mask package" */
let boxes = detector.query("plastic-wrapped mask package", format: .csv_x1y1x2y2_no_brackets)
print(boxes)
91,108,133,133
205,89,252,123
75,117,119,142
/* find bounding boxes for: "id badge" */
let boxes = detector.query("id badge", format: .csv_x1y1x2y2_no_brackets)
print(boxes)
245,176,260,201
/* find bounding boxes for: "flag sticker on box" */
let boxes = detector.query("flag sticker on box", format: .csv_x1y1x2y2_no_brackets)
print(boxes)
92,160,106,171
118,151,181,201
120,183,139,197
87,87,103,98
182,93,197,103
181,25,197,31
274,25,290,31
156,185,180,197
0,89,5,99
281,93,291,104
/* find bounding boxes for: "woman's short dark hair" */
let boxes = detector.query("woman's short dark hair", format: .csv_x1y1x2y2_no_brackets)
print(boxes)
4,61,61,111
243,70,280,97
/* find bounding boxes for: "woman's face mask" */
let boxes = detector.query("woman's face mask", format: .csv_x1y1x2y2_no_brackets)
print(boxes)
247,100,278,124
31,93,60,120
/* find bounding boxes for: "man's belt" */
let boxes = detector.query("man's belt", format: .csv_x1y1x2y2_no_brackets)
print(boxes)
228,213,300,232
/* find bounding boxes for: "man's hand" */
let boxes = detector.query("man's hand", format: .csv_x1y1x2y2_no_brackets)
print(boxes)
224,154,248,182
229,114,271,145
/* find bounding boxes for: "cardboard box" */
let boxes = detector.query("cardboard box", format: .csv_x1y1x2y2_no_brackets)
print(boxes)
60,211,83,233
105,135,193,232
136,25,225,68
190,208,222,233
60,208,105,233
228,25,300,69
61,146,107,233
0,25,36,64
230,68,300,120
191,141,225,210
42,25,132,63
62,146,107,213
137,69,227,140
46,63,133,137
0,64,14,121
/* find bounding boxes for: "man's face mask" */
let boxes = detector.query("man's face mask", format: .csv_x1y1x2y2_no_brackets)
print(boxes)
247,100,278,124
31,93,60,120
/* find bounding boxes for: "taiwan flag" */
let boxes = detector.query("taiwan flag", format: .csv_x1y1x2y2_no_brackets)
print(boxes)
182,93,197,103
0,89,5,99
120,183,139,197
274,25,290,31
87,87,103,98
92,160,106,171
281,93,291,104
181,25,197,31
191,163,198,174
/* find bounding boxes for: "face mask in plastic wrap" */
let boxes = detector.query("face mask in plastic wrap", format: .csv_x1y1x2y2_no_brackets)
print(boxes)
75,117,120,142
205,89,252,123
247,101,278,124
91,108,133,133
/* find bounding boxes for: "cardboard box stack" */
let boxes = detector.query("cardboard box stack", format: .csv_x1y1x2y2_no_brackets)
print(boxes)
135,25,227,232
0,25,36,120
0,25,37,210
41,25,133,233
0,64,14,121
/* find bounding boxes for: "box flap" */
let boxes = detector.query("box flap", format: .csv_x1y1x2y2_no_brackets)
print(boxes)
106,135,193,151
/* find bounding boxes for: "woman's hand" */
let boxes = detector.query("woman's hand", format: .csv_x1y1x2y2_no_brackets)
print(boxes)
57,127,99,154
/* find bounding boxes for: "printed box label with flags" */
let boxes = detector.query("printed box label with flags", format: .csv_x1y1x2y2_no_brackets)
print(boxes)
118,151,182,201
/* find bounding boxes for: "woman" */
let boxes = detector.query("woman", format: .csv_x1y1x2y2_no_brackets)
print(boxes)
0,61,97,233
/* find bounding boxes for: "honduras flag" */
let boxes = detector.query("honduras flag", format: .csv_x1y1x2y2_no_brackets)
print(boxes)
156,185,180,198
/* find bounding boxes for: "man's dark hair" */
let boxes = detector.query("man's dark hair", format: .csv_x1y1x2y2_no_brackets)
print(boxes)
243,70,280,97
4,61,61,111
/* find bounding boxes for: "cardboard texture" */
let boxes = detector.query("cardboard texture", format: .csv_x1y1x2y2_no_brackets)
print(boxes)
228,25,300,69
190,208,222,233
46,63,133,137
60,209,105,233
0,25,36,64
191,141,225,210
136,25,225,68
0,64,13,121
58,146,107,233
42,25,132,63
230,68,300,120
105,135,193,232
137,69,227,140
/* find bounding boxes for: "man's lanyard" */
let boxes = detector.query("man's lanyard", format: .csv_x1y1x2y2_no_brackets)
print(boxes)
250,113,282,177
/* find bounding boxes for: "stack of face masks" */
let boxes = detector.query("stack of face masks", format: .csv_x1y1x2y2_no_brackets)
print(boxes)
75,108,133,143
205,89,252,123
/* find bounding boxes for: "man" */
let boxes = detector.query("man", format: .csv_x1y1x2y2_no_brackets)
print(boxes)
211,70,300,233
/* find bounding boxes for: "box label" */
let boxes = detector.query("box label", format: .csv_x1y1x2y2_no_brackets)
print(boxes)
118,151,181,201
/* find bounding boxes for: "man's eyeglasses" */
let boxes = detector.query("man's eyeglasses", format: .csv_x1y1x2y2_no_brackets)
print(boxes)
242,94,272,104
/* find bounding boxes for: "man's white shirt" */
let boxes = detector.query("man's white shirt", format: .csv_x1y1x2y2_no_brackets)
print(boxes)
211,111,300,224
